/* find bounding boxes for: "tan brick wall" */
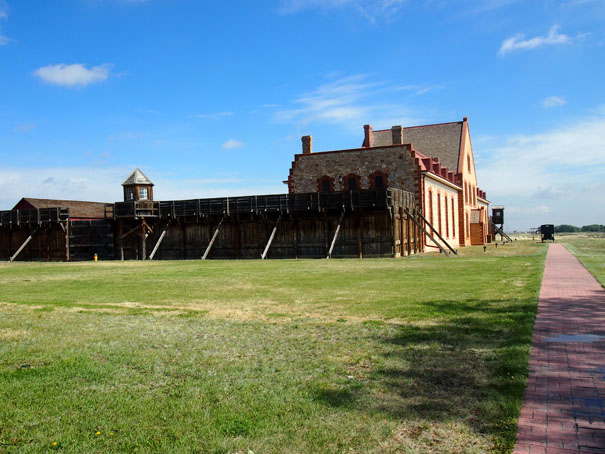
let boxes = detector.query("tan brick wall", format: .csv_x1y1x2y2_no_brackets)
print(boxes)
457,121,479,245
423,176,460,250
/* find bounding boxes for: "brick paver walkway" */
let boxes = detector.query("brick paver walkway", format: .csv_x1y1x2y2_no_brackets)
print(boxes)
514,243,605,454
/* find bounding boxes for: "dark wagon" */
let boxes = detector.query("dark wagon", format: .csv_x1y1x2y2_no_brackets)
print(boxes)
540,224,555,242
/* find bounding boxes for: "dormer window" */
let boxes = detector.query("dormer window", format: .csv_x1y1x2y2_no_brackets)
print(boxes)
139,187,148,200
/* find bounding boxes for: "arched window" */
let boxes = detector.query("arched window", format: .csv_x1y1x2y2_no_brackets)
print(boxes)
344,174,361,191
316,176,334,193
369,171,389,190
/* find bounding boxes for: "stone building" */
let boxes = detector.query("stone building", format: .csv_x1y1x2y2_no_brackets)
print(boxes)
286,117,490,250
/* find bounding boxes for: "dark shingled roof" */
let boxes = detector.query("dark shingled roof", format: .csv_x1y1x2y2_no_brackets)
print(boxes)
371,121,463,172
13,198,108,219
122,168,154,186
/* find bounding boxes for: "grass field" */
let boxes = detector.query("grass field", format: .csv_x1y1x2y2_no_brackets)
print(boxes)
0,242,547,453
559,235,605,287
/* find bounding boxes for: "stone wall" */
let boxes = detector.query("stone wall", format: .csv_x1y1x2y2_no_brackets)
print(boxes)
288,145,421,196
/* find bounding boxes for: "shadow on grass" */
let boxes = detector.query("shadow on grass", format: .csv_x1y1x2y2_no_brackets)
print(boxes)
314,298,538,452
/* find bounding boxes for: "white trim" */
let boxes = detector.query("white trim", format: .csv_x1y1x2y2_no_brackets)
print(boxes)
423,172,461,192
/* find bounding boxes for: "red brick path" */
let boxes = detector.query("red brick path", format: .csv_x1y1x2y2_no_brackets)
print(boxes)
514,244,605,454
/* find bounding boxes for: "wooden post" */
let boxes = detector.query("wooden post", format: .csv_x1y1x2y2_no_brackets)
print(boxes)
398,207,404,257
324,212,330,258
140,222,147,260
413,209,457,255
118,221,124,261
149,227,168,260
234,215,240,259
202,218,223,260
45,226,49,261
357,213,363,259
9,228,38,262
327,212,344,259
181,221,186,259
292,215,299,259
406,212,411,256
65,221,70,261
405,208,450,257
261,215,281,260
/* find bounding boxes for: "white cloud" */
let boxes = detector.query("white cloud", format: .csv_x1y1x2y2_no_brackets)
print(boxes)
222,139,245,150
33,63,113,87
0,167,126,208
273,74,419,130
0,167,285,210
477,111,605,230
0,0,8,45
499,25,574,55
279,0,407,21
543,96,567,108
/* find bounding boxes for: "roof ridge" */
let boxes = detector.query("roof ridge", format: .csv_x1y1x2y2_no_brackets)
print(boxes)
403,121,463,129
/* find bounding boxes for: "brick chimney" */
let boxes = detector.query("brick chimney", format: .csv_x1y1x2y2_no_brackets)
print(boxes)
391,125,403,144
363,124,373,148
302,135,313,154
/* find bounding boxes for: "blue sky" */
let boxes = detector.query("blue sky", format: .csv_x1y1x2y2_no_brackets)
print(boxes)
0,0,603,230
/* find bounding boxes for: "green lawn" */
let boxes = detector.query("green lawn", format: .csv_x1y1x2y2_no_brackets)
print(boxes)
559,235,605,287
0,241,546,453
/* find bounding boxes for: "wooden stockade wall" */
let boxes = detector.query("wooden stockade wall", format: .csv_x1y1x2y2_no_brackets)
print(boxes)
0,189,423,261
0,208,70,261
115,189,423,260
0,208,114,262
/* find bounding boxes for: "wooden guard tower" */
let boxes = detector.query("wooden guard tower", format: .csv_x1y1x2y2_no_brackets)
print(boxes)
491,206,512,242
122,168,154,202
117,169,158,260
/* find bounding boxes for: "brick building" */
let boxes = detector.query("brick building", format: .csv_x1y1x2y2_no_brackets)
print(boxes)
286,117,490,250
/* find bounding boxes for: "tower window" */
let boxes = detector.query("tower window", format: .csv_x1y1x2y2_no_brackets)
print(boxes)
139,187,148,200
125,187,134,201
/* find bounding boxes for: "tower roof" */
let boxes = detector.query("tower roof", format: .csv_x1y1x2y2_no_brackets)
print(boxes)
122,168,154,186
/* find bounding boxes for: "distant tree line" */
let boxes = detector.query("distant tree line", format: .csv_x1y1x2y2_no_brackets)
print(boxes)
554,224,605,233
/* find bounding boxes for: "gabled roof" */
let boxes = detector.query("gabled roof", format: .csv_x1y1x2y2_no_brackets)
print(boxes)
371,121,464,172
122,168,154,186
13,198,108,219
